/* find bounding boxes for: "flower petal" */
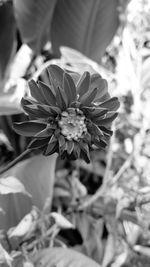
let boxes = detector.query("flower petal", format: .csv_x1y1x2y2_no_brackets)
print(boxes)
58,135,66,148
21,102,50,119
77,71,90,98
13,121,47,137
65,73,77,101
80,88,98,106
28,138,49,149
44,135,58,156
28,80,47,104
38,81,57,106
99,97,120,111
93,138,107,149
87,122,104,137
66,141,74,155
35,128,53,138
63,73,76,104
99,126,113,136
95,112,118,126
56,87,67,110
48,64,64,89
37,104,61,116
79,142,90,163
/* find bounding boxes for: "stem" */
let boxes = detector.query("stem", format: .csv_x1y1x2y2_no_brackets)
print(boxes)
0,149,32,175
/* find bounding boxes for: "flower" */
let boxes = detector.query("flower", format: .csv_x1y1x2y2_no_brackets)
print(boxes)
13,65,120,163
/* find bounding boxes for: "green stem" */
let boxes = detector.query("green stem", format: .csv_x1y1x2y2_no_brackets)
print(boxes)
0,149,32,175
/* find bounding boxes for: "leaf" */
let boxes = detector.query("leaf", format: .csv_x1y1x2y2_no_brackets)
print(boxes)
13,121,47,137
0,78,26,115
8,208,38,238
0,1,16,79
50,212,74,229
51,0,119,61
0,176,30,197
33,247,100,267
102,234,116,267
0,243,13,267
13,0,57,53
0,154,57,230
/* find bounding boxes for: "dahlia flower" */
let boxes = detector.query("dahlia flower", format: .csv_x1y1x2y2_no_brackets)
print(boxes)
13,65,120,163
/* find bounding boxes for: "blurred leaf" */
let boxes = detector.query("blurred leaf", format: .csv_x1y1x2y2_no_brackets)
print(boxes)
102,234,115,267
33,247,100,267
8,208,38,238
0,78,26,115
0,154,57,230
51,0,119,61
0,243,12,267
0,1,16,79
50,212,74,229
0,176,30,196
13,0,57,53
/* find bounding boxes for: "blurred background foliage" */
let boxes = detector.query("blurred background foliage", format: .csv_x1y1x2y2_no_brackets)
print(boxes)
0,0,150,266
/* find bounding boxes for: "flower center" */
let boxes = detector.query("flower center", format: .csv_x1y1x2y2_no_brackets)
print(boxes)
58,108,87,141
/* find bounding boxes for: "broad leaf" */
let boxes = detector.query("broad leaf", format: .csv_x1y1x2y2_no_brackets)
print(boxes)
51,0,119,61
0,176,30,196
13,0,57,53
0,1,16,79
33,247,100,267
0,154,57,230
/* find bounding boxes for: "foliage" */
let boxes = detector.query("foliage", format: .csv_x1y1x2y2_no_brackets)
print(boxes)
0,0,150,267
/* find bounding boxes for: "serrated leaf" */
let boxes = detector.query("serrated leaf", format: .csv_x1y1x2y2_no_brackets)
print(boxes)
0,176,31,197
13,121,46,137
33,247,100,267
38,81,56,106
99,97,120,111
29,80,47,104
77,71,90,97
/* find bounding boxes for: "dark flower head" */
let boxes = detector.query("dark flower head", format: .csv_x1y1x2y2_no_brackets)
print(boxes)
13,65,120,163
